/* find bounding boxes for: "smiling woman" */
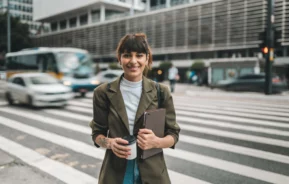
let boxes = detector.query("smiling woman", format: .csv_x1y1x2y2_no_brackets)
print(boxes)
89,33,180,184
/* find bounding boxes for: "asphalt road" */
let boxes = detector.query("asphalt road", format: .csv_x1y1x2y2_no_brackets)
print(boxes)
0,86,289,184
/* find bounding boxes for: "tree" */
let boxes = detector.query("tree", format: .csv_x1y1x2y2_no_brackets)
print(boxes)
0,13,32,53
191,60,205,71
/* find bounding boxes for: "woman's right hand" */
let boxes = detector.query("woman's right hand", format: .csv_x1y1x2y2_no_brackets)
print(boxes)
110,138,131,159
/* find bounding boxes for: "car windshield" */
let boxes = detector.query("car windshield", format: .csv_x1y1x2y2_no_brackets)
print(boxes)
30,76,59,85
56,52,94,76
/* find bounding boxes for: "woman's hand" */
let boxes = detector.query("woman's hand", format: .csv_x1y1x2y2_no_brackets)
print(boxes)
137,129,160,150
110,138,131,159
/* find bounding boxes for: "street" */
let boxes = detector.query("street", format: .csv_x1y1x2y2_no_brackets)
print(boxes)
1,84,289,184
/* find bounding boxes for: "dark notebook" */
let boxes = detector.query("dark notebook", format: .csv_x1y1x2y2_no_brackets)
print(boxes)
141,108,166,159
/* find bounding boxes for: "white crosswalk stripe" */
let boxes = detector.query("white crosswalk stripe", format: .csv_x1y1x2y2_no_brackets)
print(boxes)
1,94,289,184
0,135,97,184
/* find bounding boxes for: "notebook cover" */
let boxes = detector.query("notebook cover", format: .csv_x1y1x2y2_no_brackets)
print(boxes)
141,108,166,159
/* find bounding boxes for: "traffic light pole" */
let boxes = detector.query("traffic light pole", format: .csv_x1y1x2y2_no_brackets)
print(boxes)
265,0,274,95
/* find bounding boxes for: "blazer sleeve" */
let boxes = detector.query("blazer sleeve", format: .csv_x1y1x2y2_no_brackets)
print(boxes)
89,84,109,148
160,84,181,149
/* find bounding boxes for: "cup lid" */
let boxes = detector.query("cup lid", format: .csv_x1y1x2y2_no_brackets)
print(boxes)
122,135,136,145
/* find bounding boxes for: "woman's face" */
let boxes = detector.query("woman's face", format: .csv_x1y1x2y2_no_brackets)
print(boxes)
119,52,148,82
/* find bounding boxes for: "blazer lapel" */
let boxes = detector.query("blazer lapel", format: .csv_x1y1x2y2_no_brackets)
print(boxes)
106,76,130,133
134,76,155,124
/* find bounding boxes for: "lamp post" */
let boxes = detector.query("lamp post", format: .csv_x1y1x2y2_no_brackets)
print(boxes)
0,0,11,53
7,0,11,53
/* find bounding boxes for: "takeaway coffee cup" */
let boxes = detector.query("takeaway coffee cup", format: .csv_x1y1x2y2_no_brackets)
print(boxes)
122,135,137,160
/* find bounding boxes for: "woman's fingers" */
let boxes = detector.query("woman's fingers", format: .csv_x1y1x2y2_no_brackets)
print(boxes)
111,138,130,158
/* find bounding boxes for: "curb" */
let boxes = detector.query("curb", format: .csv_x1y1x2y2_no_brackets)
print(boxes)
185,90,289,102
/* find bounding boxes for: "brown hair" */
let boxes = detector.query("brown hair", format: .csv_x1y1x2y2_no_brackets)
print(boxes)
116,33,153,75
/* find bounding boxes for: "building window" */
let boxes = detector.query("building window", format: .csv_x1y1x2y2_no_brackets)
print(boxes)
60,20,67,30
91,10,100,23
80,14,88,25
51,22,58,32
69,17,77,28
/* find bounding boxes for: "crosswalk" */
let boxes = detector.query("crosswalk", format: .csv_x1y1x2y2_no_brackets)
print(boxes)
1,94,289,184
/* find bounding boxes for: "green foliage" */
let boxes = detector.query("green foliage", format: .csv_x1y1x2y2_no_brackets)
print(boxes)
0,13,32,53
191,60,205,71
159,61,172,71
108,63,121,70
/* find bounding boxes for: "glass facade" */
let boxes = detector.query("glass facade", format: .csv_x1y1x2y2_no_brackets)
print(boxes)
32,0,288,59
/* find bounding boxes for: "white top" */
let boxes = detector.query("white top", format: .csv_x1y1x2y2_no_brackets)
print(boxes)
168,67,178,80
120,77,142,135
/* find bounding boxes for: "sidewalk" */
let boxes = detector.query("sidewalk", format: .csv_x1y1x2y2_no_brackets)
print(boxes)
161,81,289,102
0,150,63,184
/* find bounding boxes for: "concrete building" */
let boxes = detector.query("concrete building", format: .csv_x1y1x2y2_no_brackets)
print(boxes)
32,0,289,84
0,0,46,34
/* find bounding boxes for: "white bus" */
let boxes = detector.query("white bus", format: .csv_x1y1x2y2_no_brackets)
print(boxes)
5,47,98,97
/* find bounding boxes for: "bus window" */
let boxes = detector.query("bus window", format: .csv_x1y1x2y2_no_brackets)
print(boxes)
36,53,58,73
6,56,20,70
46,53,58,73
20,55,38,70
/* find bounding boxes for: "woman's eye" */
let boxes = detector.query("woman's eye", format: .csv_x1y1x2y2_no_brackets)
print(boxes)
123,54,130,58
137,54,144,57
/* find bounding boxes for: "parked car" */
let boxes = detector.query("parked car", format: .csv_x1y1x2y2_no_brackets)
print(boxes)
213,73,288,93
6,73,74,107
91,69,123,85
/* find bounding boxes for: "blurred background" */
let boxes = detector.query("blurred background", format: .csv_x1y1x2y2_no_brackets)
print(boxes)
0,0,288,92
1,1,289,184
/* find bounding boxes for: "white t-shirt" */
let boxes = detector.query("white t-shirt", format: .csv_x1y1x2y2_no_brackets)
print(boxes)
120,77,142,135
168,67,178,80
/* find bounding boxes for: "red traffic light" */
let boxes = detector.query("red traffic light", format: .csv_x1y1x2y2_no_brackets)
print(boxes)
262,47,269,54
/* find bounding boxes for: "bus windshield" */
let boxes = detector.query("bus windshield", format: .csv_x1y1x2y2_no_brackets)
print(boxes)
56,52,94,77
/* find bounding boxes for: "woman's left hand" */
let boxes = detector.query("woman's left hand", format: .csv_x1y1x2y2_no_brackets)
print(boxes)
137,129,160,150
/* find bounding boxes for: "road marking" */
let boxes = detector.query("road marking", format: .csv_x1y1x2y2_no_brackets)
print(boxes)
179,123,289,148
0,135,97,184
174,102,289,117
68,100,91,108
0,116,209,184
174,96,289,109
177,116,289,136
44,109,92,121
176,106,289,122
45,106,289,137
7,105,286,148
175,99,289,113
176,110,289,128
0,108,90,134
40,108,289,164
164,148,289,184
62,105,289,130
180,135,289,164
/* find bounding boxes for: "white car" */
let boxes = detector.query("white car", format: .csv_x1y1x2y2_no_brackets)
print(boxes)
91,69,123,85
6,73,74,107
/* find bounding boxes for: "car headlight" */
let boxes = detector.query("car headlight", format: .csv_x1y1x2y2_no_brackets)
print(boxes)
90,80,100,85
63,81,72,86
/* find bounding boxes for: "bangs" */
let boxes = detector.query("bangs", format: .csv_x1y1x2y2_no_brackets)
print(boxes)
118,35,148,54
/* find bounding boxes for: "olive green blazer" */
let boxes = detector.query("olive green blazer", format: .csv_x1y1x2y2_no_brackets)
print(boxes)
89,75,180,184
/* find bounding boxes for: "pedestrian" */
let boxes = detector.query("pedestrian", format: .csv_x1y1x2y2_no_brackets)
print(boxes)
89,33,180,184
168,63,178,92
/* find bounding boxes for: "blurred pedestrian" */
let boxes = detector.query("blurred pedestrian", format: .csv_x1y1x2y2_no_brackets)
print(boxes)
89,33,180,184
168,63,178,93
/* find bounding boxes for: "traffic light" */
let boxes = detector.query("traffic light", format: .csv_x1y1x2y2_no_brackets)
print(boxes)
262,47,269,54
258,30,267,49
274,29,282,48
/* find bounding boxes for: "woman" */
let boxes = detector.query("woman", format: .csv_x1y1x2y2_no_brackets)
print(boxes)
89,33,180,184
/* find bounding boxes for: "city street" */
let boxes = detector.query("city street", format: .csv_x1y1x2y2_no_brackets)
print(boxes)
1,84,289,184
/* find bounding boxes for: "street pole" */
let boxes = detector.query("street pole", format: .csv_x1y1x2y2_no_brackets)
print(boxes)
265,0,274,95
7,0,11,53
